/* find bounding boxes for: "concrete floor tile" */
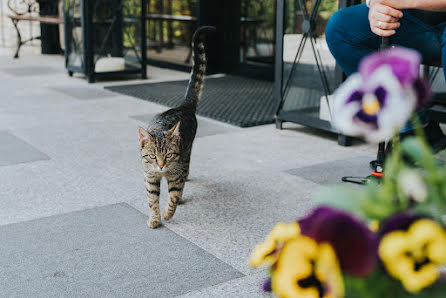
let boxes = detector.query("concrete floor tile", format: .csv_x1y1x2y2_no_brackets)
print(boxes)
0,131,49,166
285,155,376,185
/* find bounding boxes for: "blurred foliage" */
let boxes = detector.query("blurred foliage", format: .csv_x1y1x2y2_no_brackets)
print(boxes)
285,0,338,34
241,0,275,44
147,0,197,46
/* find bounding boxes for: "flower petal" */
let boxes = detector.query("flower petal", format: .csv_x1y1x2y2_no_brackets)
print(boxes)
378,212,420,237
360,47,421,86
331,73,366,137
364,66,417,142
249,222,300,267
298,207,377,277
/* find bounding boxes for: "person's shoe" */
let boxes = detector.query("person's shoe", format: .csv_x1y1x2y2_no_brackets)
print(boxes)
424,122,446,153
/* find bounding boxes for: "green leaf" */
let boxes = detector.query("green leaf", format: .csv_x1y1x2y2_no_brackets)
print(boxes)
401,137,436,171
313,186,366,216
344,270,401,298
415,279,446,298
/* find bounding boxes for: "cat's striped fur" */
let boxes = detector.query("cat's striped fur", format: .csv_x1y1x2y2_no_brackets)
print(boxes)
138,26,215,228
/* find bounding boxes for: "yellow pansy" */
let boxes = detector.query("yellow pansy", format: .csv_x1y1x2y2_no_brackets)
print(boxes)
379,219,446,293
249,222,300,267
272,236,344,298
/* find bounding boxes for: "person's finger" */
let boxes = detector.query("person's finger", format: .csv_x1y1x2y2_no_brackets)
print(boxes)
375,12,399,23
371,26,396,37
377,5,403,19
375,20,400,30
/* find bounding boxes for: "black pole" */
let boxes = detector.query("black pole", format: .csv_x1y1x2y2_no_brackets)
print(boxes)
342,36,391,183
380,36,390,49
375,37,391,172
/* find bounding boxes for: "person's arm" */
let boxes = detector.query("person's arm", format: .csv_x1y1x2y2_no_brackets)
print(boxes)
379,0,446,11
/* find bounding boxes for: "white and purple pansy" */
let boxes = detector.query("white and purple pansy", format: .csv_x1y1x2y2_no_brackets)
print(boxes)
331,47,429,143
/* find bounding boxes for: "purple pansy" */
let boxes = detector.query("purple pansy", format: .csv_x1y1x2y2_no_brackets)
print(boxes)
359,47,421,87
298,206,377,277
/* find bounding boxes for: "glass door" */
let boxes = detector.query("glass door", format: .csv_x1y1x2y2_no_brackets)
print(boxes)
239,0,276,81
146,0,198,68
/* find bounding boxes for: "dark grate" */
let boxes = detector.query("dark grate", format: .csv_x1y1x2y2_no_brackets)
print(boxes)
106,75,275,127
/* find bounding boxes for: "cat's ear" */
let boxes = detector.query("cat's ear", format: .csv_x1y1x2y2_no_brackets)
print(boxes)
167,122,180,137
138,127,152,147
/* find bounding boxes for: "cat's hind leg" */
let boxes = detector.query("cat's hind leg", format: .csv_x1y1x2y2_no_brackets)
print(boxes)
145,176,162,228
163,176,186,220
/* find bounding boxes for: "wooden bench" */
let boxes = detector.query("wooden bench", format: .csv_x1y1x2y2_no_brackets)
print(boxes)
7,0,62,58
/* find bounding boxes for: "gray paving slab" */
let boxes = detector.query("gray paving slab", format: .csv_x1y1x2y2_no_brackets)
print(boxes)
285,155,376,185
0,203,243,298
50,85,118,100
0,131,49,167
0,66,62,76
130,113,238,138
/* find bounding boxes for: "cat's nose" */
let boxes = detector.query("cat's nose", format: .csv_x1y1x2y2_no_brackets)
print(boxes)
158,161,165,169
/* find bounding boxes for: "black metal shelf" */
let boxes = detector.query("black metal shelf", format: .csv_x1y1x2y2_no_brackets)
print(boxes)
63,0,147,83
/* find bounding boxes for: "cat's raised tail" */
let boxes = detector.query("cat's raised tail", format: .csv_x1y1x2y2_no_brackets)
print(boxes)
183,26,216,110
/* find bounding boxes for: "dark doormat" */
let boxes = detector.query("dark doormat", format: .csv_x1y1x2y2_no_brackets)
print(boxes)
105,75,275,127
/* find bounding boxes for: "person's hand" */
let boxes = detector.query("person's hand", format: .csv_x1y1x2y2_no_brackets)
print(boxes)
368,0,403,36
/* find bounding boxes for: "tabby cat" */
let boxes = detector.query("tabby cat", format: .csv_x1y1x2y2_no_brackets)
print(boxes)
138,26,215,228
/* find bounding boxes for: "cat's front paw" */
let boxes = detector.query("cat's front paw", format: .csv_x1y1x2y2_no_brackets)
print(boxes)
148,218,161,229
163,207,175,220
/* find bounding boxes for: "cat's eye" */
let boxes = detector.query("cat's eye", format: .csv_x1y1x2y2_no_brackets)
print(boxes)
166,153,173,159
148,154,156,159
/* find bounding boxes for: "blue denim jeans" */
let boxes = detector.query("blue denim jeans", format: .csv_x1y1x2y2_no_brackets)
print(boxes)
325,4,446,78
325,4,446,132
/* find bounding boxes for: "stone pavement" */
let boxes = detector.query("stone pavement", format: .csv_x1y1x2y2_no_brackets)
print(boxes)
0,45,380,297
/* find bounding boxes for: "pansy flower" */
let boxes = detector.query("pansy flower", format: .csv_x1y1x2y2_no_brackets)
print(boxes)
379,219,446,293
299,206,377,277
249,222,300,267
332,66,416,142
359,47,432,109
272,236,344,298
331,47,430,143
